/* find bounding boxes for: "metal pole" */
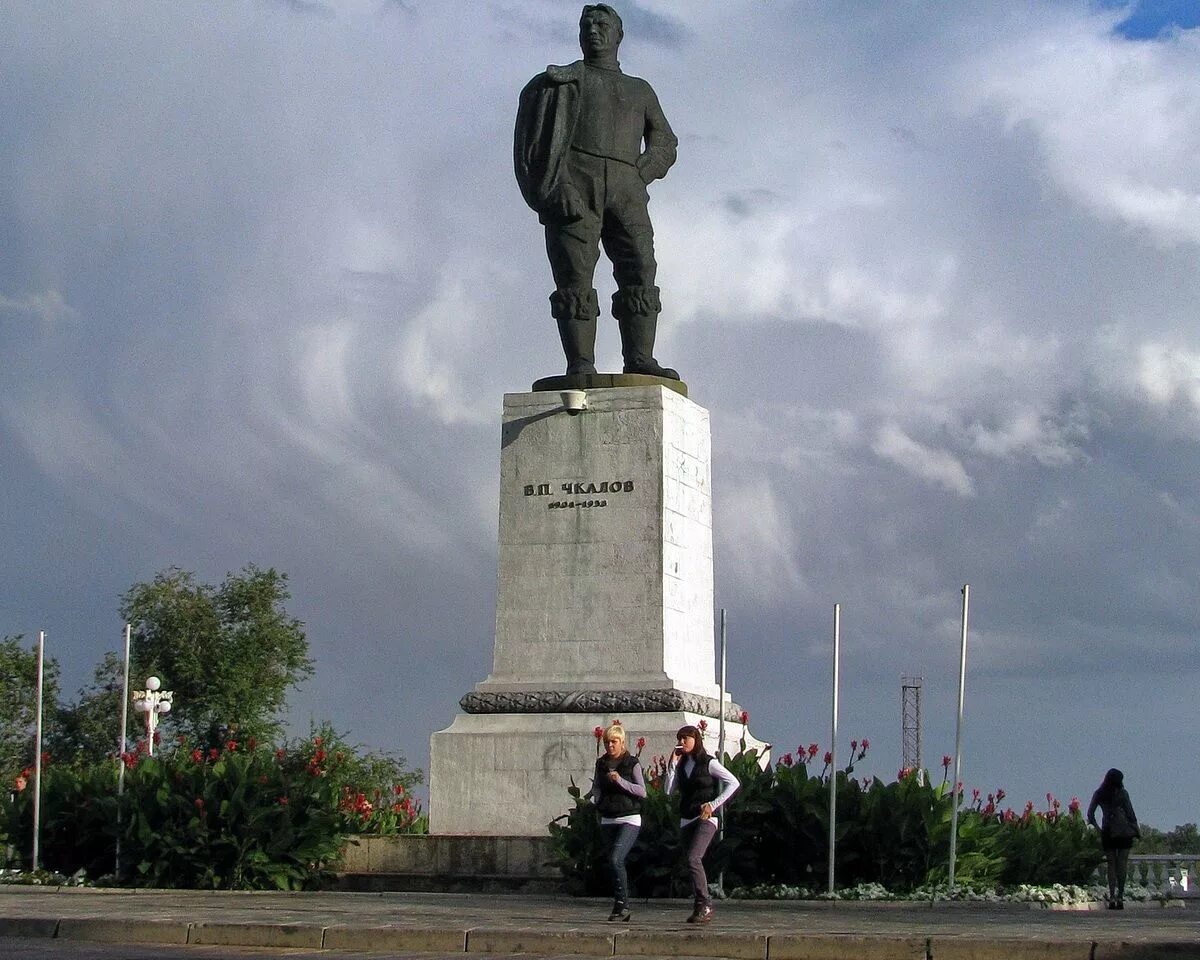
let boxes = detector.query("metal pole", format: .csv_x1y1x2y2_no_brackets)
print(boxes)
827,603,840,895
32,631,45,872
718,609,727,760
716,608,728,895
948,584,970,892
116,623,131,878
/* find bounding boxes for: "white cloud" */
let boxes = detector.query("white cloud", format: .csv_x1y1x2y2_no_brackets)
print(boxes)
961,12,1200,245
967,408,1087,467
872,423,975,497
0,289,78,328
1134,341,1200,411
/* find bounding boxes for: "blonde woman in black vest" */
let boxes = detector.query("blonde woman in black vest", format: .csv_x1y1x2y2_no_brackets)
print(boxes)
664,723,739,924
588,722,646,921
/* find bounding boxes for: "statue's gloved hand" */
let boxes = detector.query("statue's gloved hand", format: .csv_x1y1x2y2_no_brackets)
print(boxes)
545,182,586,224
635,155,654,184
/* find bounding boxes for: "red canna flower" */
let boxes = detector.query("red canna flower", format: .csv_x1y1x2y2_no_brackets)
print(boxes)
394,784,405,796
850,739,858,752
593,726,604,740
782,753,794,766
942,755,952,768
635,736,646,755
823,751,833,765
226,740,238,752
314,736,323,747
698,719,708,732
191,749,203,763
995,788,1006,802
808,744,819,758
278,796,289,805
194,797,204,809
861,738,869,750
208,747,219,761
739,710,749,724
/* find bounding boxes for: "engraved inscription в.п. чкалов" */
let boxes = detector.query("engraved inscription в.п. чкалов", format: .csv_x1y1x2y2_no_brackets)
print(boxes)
522,480,634,497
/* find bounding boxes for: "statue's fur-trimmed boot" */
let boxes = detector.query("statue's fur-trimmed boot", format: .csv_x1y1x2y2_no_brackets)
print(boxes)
613,285,679,380
550,287,599,376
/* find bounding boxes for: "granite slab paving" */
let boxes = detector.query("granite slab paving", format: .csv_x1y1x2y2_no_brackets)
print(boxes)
0,888,1197,959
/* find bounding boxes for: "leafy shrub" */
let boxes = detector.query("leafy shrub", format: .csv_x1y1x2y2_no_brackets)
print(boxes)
549,736,1103,895
2,727,425,889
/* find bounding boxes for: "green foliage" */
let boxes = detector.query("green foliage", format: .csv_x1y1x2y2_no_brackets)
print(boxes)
549,743,1106,896
48,652,131,767
0,635,61,783
2,731,425,888
1136,823,1200,855
980,808,1101,886
120,566,313,745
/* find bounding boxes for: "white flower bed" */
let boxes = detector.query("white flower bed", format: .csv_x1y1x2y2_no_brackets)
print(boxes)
729,880,1161,904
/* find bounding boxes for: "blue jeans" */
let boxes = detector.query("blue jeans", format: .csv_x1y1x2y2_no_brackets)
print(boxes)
601,822,640,905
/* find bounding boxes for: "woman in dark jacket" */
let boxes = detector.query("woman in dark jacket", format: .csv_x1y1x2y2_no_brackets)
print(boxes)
588,722,646,921
663,724,739,924
1087,768,1140,908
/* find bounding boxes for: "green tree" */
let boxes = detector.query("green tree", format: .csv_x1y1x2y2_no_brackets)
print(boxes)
120,566,313,747
0,635,61,783
49,651,131,766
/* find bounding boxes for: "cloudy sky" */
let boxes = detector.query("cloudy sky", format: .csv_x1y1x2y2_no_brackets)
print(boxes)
3,0,1199,831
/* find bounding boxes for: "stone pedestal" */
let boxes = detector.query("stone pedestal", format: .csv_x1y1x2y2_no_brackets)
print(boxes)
429,385,761,836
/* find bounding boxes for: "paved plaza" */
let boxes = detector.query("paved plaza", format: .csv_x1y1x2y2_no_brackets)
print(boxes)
1,887,1198,958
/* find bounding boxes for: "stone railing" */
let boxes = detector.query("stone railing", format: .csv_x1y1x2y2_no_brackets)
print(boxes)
1096,855,1200,897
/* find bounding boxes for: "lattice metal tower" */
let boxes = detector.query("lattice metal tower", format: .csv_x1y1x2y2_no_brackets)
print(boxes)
901,675,923,774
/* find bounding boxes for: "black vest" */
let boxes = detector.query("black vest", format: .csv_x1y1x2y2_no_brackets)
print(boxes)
594,752,642,817
678,751,718,818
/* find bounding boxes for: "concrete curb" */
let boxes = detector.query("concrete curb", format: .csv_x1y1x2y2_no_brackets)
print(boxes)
3,911,1199,959
768,934,927,959
323,924,469,953
57,917,190,944
926,941,1092,960
0,918,59,938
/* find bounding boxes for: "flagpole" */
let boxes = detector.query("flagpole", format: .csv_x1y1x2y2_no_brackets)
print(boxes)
32,631,45,871
827,603,840,895
948,585,970,892
116,623,132,878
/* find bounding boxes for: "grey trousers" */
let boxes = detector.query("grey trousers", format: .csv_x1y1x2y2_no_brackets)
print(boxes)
681,819,718,906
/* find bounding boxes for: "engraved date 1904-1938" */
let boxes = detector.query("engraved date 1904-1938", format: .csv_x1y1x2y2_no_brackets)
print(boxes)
524,479,634,510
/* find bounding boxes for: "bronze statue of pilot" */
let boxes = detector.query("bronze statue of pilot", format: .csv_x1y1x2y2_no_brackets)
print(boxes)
515,4,679,380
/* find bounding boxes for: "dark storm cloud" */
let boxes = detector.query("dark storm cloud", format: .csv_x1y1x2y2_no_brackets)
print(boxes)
721,189,786,221
2,0,1198,830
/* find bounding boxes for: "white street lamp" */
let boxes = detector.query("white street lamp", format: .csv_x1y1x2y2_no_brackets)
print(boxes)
132,677,174,756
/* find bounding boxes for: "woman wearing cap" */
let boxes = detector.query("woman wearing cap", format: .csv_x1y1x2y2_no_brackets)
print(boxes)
588,722,646,921
1087,768,1140,909
664,724,739,924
